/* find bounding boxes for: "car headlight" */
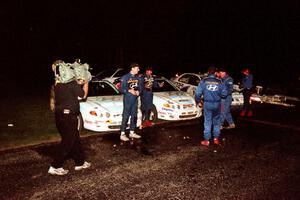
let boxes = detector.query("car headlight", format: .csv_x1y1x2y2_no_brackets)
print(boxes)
163,103,176,109
105,112,111,118
97,112,111,118
89,111,97,116
163,100,176,108
163,103,171,108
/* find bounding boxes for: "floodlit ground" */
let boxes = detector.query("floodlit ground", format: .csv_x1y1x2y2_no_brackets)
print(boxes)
0,104,300,200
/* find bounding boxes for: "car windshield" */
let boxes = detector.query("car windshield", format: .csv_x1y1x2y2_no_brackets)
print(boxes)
152,79,179,92
88,82,119,96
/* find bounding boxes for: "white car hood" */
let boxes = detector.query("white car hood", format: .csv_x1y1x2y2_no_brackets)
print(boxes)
155,91,194,104
84,96,123,113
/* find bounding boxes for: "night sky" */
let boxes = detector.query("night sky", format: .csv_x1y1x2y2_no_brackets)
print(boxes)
1,1,300,92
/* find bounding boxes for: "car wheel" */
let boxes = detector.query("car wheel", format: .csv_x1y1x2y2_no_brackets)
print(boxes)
78,113,84,132
150,105,158,122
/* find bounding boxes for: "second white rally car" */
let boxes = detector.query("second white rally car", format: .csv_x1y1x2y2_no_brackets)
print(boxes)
171,72,244,106
149,77,202,121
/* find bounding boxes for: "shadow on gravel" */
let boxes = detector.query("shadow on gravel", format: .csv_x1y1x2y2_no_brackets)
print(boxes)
34,143,59,158
33,129,155,163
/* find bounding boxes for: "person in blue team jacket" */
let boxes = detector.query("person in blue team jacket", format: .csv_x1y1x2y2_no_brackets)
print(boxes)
195,66,227,146
218,67,235,129
141,66,163,127
240,68,253,117
119,63,142,141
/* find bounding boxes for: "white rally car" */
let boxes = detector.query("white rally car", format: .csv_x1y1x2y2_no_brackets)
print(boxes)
171,73,244,106
149,77,202,121
94,68,126,84
109,76,202,122
79,80,142,132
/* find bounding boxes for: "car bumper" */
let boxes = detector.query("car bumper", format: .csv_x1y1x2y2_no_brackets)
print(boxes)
157,107,202,121
83,117,142,132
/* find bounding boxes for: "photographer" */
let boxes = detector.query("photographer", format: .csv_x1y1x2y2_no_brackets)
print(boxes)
48,60,91,176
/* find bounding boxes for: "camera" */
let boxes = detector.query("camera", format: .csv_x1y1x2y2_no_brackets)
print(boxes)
53,61,92,83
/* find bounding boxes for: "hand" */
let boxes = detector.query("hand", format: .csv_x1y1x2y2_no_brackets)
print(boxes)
159,82,164,87
77,79,86,85
129,89,136,95
198,100,203,107
50,98,55,111
82,81,88,98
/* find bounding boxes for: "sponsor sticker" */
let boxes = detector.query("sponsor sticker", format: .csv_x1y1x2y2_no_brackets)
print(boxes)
162,107,174,112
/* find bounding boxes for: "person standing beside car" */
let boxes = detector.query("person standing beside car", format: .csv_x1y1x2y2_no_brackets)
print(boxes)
119,63,142,141
141,66,163,127
240,68,253,117
48,60,91,176
218,67,235,129
195,66,227,146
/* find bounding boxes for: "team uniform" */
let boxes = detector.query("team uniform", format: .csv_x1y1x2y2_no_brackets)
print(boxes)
120,72,142,132
220,75,235,127
241,73,253,116
141,74,159,123
195,74,227,143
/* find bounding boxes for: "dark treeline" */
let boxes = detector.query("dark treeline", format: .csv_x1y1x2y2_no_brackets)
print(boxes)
1,1,299,91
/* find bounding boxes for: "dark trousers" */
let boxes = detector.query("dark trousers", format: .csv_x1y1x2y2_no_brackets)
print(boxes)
121,94,138,132
52,112,84,168
141,92,153,121
242,89,252,113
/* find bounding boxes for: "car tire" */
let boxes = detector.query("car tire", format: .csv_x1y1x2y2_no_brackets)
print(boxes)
150,105,158,122
78,113,84,132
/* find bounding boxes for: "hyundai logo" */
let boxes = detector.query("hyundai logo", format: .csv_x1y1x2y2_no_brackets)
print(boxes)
206,84,218,91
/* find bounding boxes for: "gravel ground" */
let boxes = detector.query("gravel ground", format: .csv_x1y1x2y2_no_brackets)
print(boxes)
1,104,300,200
